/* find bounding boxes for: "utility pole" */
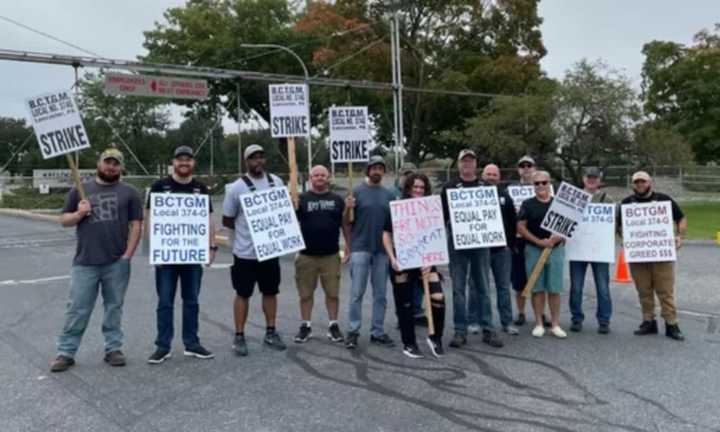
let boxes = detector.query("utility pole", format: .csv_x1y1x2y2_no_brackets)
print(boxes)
237,83,243,175
390,6,404,175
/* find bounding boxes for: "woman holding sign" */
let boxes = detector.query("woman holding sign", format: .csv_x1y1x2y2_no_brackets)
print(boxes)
517,171,567,339
382,173,446,359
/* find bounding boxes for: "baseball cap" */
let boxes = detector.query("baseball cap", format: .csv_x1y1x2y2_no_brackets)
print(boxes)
244,144,264,160
400,162,416,176
99,148,124,166
367,155,386,170
517,155,535,166
631,171,651,182
173,145,194,159
584,167,602,178
457,149,476,161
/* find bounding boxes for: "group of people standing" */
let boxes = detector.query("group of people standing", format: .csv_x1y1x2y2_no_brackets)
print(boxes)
49,143,688,372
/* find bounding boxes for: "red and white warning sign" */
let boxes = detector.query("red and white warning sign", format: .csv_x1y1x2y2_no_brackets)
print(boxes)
104,73,209,100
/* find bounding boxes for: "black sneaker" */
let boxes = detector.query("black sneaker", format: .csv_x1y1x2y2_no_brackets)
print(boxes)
634,320,658,336
50,355,75,372
542,314,552,328
482,329,504,348
184,345,215,359
294,324,312,343
402,344,424,359
345,332,359,349
147,349,171,364
665,323,685,341
233,334,248,356
327,323,344,343
104,350,126,367
598,323,610,334
370,334,395,347
264,330,287,351
570,322,583,332
514,313,526,326
426,336,444,358
449,333,467,348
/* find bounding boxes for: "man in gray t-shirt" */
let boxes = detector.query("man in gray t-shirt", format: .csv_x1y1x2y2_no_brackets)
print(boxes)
51,149,143,373
343,155,396,349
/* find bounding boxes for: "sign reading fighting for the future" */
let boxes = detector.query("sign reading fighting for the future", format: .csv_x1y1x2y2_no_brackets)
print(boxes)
329,106,370,163
390,196,449,270
446,186,507,249
269,84,310,138
26,90,91,159
104,73,209,100
540,182,592,240
565,203,616,263
240,186,305,261
621,201,677,263
149,193,210,265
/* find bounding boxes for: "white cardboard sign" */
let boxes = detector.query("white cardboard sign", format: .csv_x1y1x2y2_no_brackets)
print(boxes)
329,106,370,163
446,186,507,249
269,84,310,138
540,182,592,240
565,203,616,263
390,196,449,270
26,90,91,159
621,201,676,263
508,183,555,213
240,186,305,261
149,193,210,265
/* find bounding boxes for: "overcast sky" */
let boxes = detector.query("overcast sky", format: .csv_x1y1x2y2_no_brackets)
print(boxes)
0,0,717,123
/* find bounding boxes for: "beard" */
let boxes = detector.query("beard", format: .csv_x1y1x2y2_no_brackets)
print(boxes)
368,173,382,184
97,169,120,183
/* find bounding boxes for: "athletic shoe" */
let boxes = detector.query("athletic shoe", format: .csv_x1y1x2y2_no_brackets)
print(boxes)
570,322,583,332
233,334,248,356
550,326,567,338
634,320,658,336
345,332,359,350
514,313,526,326
426,337,444,358
449,333,467,348
370,334,395,347
402,344,424,359
184,345,215,359
531,325,545,338
665,323,685,341
264,330,287,351
598,323,610,334
147,349,171,364
294,324,312,343
468,324,481,334
482,330,504,348
104,350,126,367
50,355,75,373
327,323,344,343
502,325,519,335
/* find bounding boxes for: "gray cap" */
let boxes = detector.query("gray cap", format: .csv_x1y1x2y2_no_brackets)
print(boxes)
400,162,416,175
367,155,386,170
458,149,477,161
517,155,535,166
244,144,264,160
584,166,602,178
173,145,194,159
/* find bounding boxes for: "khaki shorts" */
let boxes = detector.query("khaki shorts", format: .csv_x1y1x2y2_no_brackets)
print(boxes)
295,253,341,301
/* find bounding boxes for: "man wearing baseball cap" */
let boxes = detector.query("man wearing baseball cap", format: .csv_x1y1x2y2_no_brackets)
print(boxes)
145,146,216,364
222,144,287,356
50,148,143,372
619,170,687,340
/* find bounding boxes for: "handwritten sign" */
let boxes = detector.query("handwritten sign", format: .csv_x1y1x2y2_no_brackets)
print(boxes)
446,186,507,249
390,196,448,270
26,90,91,159
150,193,210,265
565,203,616,263
329,106,370,163
540,182,592,240
621,201,676,263
240,186,305,261
269,84,310,138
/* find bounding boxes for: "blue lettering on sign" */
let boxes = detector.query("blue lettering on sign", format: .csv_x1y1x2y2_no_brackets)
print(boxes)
242,188,289,209
153,195,207,208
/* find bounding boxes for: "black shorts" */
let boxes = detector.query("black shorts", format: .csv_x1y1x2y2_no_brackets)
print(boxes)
231,255,281,298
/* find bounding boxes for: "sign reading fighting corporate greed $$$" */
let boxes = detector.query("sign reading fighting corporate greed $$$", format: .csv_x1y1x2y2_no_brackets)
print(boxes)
565,203,616,263
329,106,370,163
240,186,305,261
150,193,210,265
26,90,91,159
621,201,676,263
269,84,310,138
540,182,592,240
390,196,449,270
447,186,507,249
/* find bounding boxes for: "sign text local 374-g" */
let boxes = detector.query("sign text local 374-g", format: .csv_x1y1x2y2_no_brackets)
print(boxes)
26,90,91,159
269,84,310,138
329,106,370,163
149,193,211,265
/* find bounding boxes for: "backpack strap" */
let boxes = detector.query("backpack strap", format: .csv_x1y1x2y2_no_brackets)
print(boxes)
241,175,256,192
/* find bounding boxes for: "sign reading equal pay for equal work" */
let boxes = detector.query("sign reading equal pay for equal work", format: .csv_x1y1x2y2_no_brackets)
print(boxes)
446,186,507,249
26,90,91,159
269,84,310,138
149,193,210,265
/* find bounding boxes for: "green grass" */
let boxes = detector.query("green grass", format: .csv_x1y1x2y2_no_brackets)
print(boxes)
1,188,66,210
680,201,720,240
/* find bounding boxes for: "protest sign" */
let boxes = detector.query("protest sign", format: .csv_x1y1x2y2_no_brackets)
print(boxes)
540,182,592,240
104,73,209,100
565,203,616,263
390,196,449,270
149,193,210,265
269,84,310,138
621,201,676,263
508,184,555,212
32,169,95,189
240,186,305,261
26,90,91,159
446,186,507,250
329,106,370,163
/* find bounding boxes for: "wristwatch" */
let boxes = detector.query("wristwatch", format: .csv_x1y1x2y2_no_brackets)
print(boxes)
210,245,219,251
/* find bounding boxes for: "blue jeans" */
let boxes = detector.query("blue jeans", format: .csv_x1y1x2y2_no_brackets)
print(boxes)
348,251,389,337
57,258,131,357
569,261,612,324
469,247,513,327
449,244,493,334
155,265,203,351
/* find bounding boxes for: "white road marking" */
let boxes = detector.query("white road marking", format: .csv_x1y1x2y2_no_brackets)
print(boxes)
0,275,69,286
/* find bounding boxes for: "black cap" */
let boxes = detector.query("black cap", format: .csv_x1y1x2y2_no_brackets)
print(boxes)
584,167,602,178
174,146,194,159
367,155,386,170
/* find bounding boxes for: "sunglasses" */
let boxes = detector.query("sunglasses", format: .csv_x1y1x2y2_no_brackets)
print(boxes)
632,179,648,184
519,163,533,169
534,181,549,186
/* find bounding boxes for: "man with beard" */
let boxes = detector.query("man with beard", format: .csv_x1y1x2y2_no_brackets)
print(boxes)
50,149,143,372
223,144,287,356
146,146,216,364
343,155,396,349
619,171,687,341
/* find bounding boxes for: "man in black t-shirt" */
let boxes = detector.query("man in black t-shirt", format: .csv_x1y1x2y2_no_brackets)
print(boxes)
145,146,216,364
293,165,348,343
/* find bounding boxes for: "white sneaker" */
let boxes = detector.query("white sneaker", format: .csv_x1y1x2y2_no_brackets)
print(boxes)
531,325,545,338
468,324,481,335
551,326,567,338
503,325,520,336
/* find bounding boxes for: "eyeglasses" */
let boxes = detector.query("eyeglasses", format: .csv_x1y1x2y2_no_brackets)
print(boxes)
632,179,648,184
534,181,549,186
519,163,533,169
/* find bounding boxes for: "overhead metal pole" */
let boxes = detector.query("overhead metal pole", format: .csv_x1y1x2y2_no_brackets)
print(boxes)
236,83,243,175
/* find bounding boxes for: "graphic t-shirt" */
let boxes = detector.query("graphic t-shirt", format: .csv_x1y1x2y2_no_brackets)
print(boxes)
296,190,345,256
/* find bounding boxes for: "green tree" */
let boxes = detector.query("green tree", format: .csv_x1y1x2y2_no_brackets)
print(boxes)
0,117,35,175
633,121,694,167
